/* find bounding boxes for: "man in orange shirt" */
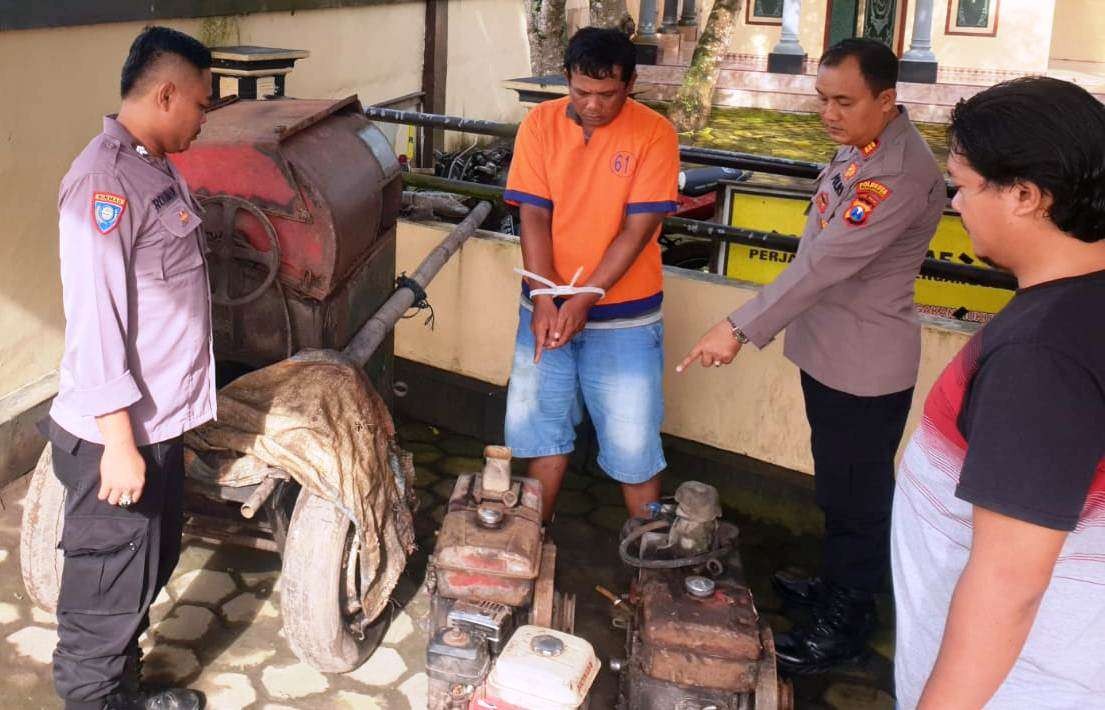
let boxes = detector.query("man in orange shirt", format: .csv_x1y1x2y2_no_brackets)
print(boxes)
504,27,680,522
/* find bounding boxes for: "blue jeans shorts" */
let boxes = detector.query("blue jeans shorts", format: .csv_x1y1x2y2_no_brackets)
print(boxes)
505,306,666,484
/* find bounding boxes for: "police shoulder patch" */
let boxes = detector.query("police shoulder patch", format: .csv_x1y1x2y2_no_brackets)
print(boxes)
856,179,892,204
844,198,874,226
92,192,127,235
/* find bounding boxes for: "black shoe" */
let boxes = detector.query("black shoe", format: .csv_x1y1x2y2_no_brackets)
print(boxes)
104,688,204,710
773,583,876,675
771,569,825,608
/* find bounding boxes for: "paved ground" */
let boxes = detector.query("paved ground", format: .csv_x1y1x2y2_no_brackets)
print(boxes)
0,421,894,709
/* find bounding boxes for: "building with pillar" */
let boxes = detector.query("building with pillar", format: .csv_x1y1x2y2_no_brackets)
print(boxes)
626,0,1104,89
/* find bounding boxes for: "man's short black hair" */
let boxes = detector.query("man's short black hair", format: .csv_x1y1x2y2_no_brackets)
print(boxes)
950,77,1105,243
121,26,212,99
564,26,636,83
819,38,898,96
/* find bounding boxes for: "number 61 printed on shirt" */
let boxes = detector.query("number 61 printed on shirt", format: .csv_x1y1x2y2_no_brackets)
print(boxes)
610,151,634,178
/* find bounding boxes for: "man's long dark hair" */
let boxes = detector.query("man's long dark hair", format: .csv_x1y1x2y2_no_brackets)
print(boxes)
950,77,1105,243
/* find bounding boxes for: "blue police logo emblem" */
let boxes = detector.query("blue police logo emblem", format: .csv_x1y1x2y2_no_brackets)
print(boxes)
91,191,127,235
844,199,871,226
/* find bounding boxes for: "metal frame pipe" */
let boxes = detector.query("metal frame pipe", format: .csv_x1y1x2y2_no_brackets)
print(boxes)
365,107,520,139
663,216,1018,290
367,108,962,197
366,107,823,177
397,174,1016,292
342,200,494,365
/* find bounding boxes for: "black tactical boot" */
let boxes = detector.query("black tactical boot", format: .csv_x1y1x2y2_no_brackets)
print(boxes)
103,687,204,710
771,569,825,608
773,582,876,674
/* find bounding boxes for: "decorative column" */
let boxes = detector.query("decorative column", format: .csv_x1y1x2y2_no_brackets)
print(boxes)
634,0,661,65
657,0,683,64
679,0,697,26
900,0,938,83
662,0,680,32
767,0,806,75
637,0,659,37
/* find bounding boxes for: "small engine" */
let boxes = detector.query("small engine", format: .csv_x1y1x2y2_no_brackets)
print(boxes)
469,625,599,710
614,482,793,710
426,446,589,709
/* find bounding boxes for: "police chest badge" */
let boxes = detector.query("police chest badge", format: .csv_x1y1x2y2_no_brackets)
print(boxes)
92,192,127,235
844,180,892,227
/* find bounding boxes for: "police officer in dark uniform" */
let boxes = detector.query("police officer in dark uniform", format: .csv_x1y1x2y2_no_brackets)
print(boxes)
679,39,945,673
44,27,215,710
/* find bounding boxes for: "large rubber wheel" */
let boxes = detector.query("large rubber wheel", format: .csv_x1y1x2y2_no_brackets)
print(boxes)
20,446,66,613
280,490,389,673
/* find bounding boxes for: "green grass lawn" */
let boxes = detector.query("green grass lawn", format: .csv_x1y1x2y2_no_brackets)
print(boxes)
671,105,951,170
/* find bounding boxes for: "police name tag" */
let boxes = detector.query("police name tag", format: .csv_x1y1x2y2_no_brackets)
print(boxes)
92,192,127,235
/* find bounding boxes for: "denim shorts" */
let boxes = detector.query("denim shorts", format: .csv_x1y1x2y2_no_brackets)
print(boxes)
505,306,666,484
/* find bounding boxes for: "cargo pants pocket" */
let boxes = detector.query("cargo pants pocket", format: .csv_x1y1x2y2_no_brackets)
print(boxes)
57,515,149,615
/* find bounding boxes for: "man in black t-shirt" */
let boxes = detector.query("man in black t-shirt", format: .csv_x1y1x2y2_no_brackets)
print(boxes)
891,77,1105,709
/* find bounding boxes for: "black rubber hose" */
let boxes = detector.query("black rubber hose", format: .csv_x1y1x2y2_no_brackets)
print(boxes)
619,519,733,569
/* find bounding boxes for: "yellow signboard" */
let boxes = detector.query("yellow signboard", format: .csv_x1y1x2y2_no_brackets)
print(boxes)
720,185,1013,316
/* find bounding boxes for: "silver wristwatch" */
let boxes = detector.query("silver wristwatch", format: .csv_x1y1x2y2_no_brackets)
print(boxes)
726,316,749,344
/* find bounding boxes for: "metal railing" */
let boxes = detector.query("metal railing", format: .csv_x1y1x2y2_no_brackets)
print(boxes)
365,107,824,177
370,107,1014,292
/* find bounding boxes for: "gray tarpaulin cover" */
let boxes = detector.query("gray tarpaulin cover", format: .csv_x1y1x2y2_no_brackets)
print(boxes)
184,350,416,622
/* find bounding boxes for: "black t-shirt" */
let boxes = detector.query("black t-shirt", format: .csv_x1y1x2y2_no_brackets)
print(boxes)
955,270,1105,531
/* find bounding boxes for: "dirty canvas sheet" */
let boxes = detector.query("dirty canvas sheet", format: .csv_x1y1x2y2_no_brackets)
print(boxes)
185,350,416,622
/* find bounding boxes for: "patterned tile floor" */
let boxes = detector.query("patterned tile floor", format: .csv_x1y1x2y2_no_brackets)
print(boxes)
0,421,894,709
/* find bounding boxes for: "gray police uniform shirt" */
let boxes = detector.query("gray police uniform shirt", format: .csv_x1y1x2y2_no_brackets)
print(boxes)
730,108,945,397
49,116,216,445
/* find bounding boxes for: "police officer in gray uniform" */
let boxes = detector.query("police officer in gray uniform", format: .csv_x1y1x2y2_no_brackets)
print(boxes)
679,39,945,673
43,27,214,710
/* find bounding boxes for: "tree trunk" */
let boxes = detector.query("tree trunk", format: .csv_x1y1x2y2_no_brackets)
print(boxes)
525,0,569,76
668,0,741,132
590,0,634,34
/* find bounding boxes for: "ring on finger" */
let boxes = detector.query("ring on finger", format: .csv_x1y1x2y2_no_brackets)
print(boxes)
118,493,133,508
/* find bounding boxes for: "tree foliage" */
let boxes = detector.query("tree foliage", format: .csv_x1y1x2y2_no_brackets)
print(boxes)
669,0,742,132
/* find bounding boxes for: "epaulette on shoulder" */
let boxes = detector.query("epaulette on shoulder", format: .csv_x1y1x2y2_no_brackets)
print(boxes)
86,133,125,173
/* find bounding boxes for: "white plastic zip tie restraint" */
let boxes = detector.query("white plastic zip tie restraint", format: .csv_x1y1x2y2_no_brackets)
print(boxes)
514,266,606,299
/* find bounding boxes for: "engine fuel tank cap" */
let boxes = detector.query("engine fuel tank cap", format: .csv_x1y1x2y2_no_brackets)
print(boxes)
531,634,565,657
685,575,716,598
476,503,504,528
